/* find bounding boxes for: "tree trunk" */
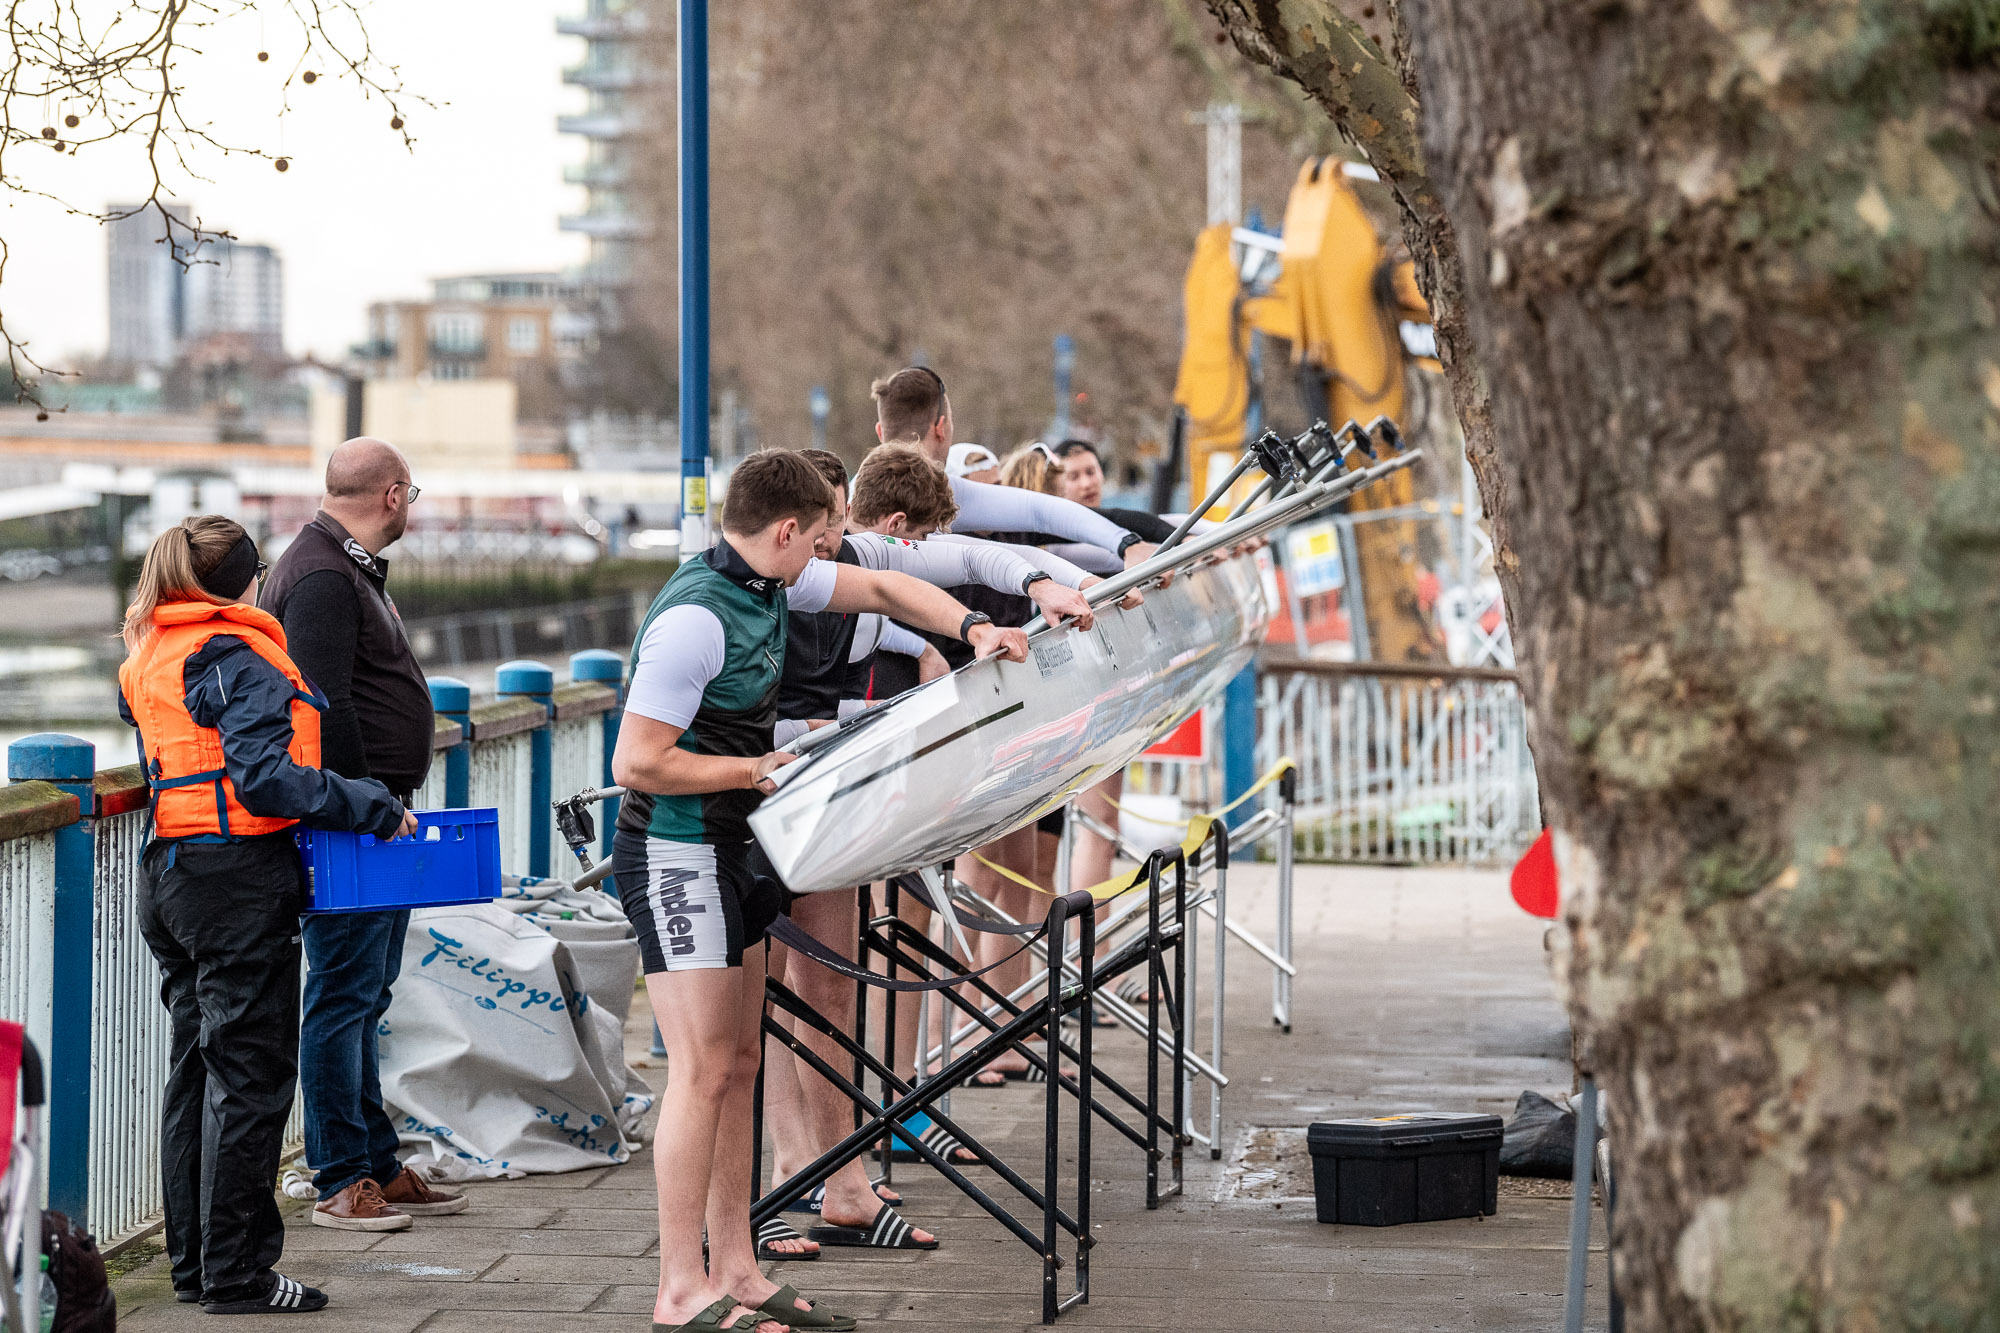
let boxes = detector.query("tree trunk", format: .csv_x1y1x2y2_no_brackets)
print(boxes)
1400,1,2000,1325
1217,0,2000,1323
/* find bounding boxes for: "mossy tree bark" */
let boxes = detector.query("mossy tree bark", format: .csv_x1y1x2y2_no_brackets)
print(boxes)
1219,0,2000,1324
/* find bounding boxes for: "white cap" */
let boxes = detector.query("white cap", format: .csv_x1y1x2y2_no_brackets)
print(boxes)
946,443,1000,478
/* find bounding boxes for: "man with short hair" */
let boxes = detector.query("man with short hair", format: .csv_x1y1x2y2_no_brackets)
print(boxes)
610,449,1029,1329
870,366,1159,571
261,437,468,1232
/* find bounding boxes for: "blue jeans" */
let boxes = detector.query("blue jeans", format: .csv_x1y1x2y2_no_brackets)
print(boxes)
300,908,410,1197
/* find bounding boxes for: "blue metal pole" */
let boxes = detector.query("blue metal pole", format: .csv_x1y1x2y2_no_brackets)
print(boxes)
10,733,95,1221
569,649,625,856
1222,667,1258,831
496,660,555,878
809,385,830,452
427,677,472,809
1050,333,1075,440
678,0,711,553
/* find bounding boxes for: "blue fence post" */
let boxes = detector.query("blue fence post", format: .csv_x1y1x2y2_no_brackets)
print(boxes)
9,733,96,1221
497,660,555,878
569,649,625,857
428,677,472,809
1222,666,1258,831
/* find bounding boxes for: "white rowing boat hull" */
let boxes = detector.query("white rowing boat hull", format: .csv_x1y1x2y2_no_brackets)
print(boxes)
749,549,1272,894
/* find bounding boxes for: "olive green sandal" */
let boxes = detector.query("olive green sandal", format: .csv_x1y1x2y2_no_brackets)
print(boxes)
654,1297,776,1332
753,1284,857,1331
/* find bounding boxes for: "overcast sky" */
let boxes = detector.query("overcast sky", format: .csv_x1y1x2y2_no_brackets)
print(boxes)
3,0,592,365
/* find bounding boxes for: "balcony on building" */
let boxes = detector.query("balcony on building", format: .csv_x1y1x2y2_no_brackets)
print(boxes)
562,63,644,90
563,160,630,188
558,211,647,240
556,111,639,139
555,8,643,40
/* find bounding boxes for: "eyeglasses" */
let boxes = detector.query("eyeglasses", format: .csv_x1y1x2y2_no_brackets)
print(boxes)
396,481,422,504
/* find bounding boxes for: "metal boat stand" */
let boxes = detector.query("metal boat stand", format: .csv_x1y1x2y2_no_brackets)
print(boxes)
750,850,1193,1323
936,773,1298,1161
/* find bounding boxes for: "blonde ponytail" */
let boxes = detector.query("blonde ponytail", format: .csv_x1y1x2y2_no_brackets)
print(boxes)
999,443,1064,496
121,515,249,651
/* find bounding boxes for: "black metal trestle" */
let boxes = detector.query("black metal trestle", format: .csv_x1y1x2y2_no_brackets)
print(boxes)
750,844,1202,1324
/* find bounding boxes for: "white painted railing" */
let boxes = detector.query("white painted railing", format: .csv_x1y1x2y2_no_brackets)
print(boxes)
0,827,56,1063
87,800,172,1241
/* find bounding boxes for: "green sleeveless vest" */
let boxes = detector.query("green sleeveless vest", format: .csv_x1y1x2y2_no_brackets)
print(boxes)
621,539,788,844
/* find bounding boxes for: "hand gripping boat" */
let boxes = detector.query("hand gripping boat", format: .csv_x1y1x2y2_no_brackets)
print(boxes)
750,419,1422,895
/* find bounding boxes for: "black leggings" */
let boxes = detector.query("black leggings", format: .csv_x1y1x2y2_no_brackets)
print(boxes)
137,832,307,1304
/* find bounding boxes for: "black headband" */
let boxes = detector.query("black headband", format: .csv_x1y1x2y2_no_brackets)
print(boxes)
198,532,261,599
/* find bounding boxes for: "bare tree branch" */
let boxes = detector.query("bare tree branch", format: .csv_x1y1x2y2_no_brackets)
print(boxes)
0,0,429,407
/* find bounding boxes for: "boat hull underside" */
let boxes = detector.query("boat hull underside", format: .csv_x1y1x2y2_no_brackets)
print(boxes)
750,550,1271,894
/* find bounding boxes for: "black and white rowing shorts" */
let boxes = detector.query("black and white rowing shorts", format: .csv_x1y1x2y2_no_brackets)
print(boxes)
612,830,782,973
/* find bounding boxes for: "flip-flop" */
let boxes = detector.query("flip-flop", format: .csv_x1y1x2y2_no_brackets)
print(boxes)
653,1297,778,1332
784,1182,901,1215
754,1283,857,1331
868,1111,984,1167
807,1202,939,1250
1115,977,1154,1005
755,1217,820,1262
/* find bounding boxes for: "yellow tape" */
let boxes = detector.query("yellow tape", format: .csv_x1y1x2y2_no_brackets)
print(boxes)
1094,755,1297,823
965,757,1296,904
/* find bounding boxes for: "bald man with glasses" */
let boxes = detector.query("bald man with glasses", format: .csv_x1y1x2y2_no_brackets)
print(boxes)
262,436,468,1231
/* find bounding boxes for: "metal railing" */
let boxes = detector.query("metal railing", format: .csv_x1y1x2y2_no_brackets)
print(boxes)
0,652,625,1248
1129,657,1540,867
1259,659,1540,864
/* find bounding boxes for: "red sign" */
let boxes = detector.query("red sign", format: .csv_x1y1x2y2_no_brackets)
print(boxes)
1141,710,1205,763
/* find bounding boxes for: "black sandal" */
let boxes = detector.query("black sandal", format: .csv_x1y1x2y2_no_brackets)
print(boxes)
203,1273,327,1315
755,1216,820,1262
807,1202,938,1250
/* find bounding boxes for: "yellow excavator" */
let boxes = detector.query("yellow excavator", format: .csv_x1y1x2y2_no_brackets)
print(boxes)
1171,157,1441,663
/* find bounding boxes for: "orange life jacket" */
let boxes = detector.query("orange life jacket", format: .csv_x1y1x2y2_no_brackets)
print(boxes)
117,600,324,839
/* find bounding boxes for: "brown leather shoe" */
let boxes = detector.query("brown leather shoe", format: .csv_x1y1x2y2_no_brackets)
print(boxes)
310,1177,413,1231
378,1165,469,1216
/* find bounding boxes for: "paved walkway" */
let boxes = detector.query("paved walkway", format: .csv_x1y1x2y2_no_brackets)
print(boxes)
112,863,1605,1332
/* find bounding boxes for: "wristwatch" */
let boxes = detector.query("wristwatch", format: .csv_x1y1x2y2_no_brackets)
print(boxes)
1116,532,1145,557
1020,571,1053,595
959,611,993,643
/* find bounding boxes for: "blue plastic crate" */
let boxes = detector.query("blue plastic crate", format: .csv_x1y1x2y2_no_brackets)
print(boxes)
297,807,502,914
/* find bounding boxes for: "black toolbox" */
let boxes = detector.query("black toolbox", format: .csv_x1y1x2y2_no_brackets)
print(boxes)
1306,1113,1503,1225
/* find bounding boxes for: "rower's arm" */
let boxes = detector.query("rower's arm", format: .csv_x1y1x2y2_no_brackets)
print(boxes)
613,713,790,795
611,603,796,795
820,565,1029,662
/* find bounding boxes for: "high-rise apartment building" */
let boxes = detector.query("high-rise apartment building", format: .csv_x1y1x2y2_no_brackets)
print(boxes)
106,205,284,367
106,203,192,368
184,241,284,360
557,0,649,318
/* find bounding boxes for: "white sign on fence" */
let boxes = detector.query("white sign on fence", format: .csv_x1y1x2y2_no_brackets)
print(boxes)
1283,521,1344,597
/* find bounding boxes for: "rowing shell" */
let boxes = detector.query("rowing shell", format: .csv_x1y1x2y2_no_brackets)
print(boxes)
749,548,1272,894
